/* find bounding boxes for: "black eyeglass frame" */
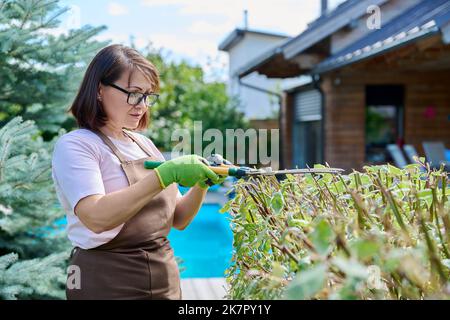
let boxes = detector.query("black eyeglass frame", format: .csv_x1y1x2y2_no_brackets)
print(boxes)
101,81,159,107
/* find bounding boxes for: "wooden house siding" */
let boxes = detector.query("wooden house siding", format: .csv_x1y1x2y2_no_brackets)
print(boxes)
310,68,450,171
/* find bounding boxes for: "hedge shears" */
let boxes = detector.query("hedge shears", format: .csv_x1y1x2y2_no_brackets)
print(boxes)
144,154,344,177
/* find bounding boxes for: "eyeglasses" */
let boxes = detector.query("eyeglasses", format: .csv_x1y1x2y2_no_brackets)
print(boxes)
102,82,159,107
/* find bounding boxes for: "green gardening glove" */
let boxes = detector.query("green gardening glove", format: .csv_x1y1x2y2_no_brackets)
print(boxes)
154,155,220,189
197,174,227,190
196,154,231,189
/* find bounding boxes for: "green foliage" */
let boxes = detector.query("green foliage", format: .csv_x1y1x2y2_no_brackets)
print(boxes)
224,162,450,299
0,0,108,299
141,47,248,152
0,117,70,299
366,107,389,144
0,252,67,299
0,0,107,136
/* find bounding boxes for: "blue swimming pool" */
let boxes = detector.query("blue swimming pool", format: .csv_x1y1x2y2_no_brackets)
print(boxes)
168,203,233,278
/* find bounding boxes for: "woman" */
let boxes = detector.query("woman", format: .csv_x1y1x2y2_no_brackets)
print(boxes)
51,44,223,300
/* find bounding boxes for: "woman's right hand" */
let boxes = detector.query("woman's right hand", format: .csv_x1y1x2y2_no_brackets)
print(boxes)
154,155,220,188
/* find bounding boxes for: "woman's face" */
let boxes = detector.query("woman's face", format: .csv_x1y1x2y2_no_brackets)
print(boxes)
98,69,151,130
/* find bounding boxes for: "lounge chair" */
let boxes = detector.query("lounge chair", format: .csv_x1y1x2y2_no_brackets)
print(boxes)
403,144,418,164
387,144,408,168
422,141,450,170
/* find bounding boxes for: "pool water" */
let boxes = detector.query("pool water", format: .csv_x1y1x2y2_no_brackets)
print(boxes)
168,203,233,278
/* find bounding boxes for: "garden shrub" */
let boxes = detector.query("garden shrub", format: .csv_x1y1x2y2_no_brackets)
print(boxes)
222,161,450,299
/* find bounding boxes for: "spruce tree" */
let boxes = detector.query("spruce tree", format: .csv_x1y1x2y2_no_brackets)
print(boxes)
0,117,68,299
0,0,108,299
0,0,107,137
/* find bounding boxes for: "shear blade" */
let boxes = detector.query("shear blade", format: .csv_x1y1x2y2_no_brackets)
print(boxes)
246,168,344,176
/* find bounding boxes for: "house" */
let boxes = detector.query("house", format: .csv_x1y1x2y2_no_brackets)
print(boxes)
235,0,450,171
218,28,292,125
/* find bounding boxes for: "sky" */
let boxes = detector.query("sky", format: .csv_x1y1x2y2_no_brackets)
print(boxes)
58,0,347,80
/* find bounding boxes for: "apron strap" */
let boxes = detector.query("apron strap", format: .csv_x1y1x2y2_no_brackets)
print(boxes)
123,130,157,159
92,129,129,164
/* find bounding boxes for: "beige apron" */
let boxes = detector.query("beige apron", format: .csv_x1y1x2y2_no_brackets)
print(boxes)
66,129,181,300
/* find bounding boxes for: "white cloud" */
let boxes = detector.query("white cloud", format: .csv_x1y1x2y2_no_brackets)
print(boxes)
140,0,350,35
140,0,185,6
40,4,81,37
140,0,320,35
106,0,349,80
135,1,322,81
94,31,219,66
65,4,81,30
148,33,218,60
108,2,129,16
134,37,149,49
95,32,130,44
187,20,235,35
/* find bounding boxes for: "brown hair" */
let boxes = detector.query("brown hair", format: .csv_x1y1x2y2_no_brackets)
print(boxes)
69,44,160,131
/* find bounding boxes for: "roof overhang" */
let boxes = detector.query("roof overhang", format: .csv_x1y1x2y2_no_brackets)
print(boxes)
218,29,245,52
314,21,441,74
314,0,450,73
283,0,388,59
236,0,388,79
237,0,450,79
236,48,302,79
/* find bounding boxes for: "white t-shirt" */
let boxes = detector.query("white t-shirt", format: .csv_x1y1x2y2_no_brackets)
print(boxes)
51,128,179,249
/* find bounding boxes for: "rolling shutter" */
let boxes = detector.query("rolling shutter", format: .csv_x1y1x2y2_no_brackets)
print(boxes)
294,89,322,122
